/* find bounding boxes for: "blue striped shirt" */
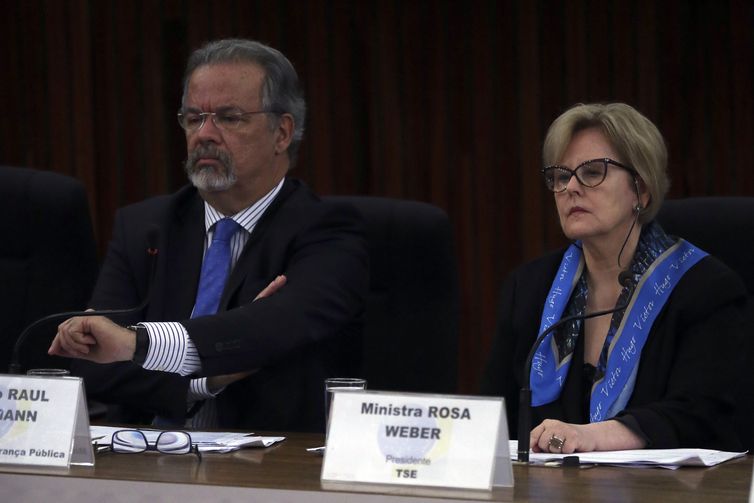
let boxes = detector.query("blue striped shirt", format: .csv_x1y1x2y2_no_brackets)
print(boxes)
138,179,284,400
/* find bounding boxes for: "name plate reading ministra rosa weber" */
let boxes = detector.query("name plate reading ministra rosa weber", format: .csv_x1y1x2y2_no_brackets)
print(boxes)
0,375,94,468
322,391,513,491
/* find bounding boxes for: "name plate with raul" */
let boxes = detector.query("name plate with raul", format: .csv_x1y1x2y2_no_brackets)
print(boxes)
322,391,512,491
0,374,93,468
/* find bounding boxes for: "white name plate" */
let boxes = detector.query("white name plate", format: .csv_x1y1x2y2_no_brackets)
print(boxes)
0,374,93,468
322,390,512,490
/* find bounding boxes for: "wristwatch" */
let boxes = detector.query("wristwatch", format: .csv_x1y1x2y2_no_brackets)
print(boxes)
126,325,150,366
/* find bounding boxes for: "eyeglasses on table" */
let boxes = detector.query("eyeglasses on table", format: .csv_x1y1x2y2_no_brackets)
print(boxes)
95,429,202,461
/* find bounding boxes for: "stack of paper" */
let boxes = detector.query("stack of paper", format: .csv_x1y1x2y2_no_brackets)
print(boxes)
91,425,285,453
509,440,746,469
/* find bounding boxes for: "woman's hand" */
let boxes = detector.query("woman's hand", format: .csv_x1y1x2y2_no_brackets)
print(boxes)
530,418,646,453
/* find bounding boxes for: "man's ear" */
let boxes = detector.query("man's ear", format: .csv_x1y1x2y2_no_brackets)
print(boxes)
274,114,294,155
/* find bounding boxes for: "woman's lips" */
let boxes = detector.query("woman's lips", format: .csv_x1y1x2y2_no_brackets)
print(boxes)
568,206,587,216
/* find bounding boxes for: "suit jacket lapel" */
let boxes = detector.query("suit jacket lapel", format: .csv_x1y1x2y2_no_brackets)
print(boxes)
219,178,300,310
163,189,206,321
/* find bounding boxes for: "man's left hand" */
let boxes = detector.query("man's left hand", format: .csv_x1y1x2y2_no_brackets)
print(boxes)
48,316,135,363
47,274,289,366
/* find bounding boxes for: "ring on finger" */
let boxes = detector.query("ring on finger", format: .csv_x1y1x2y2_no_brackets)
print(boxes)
548,434,565,453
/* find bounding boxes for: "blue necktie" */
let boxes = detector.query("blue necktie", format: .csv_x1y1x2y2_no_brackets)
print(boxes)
152,218,241,429
192,218,242,318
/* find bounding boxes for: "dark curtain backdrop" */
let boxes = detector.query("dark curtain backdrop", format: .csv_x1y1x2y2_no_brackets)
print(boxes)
1,0,752,393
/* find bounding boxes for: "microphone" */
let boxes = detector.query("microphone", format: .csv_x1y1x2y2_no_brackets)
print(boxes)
7,226,160,374
516,271,634,462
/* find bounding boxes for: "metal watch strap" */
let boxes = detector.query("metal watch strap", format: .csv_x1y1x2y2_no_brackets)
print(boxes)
127,325,149,366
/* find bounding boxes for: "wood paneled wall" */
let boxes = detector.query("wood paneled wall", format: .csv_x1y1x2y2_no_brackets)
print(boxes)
2,0,752,392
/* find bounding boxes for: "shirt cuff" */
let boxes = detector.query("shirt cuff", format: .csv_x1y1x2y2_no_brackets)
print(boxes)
140,322,201,376
188,377,222,400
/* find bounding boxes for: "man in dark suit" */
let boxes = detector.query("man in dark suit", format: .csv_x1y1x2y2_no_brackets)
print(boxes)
48,39,368,432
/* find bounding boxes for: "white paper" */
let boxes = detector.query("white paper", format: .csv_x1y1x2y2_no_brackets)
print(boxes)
509,440,746,468
90,426,284,453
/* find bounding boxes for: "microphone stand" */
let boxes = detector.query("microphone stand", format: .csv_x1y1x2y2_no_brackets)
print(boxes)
517,273,634,463
8,229,160,374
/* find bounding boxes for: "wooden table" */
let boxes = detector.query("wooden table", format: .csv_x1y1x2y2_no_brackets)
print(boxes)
0,432,751,502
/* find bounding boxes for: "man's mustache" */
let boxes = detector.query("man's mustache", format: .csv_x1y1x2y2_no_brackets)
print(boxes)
185,146,233,171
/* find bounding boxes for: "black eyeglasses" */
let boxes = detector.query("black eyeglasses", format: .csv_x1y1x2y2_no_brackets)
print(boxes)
177,109,279,133
95,429,202,461
541,158,637,193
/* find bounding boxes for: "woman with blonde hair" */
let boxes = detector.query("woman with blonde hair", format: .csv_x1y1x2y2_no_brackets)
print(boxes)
482,103,747,453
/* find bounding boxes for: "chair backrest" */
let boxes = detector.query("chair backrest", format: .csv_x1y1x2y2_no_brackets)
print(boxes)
657,197,754,295
0,166,99,372
326,196,460,394
657,196,754,450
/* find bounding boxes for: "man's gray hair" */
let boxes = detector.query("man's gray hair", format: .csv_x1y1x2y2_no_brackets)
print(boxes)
182,39,306,164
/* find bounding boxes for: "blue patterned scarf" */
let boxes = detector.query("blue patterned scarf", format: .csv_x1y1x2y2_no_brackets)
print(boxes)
530,221,708,421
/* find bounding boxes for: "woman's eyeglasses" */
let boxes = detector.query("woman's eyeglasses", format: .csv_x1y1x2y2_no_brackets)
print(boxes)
541,158,637,193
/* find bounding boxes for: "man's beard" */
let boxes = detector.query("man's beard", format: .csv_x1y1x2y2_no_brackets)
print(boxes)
184,145,237,192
